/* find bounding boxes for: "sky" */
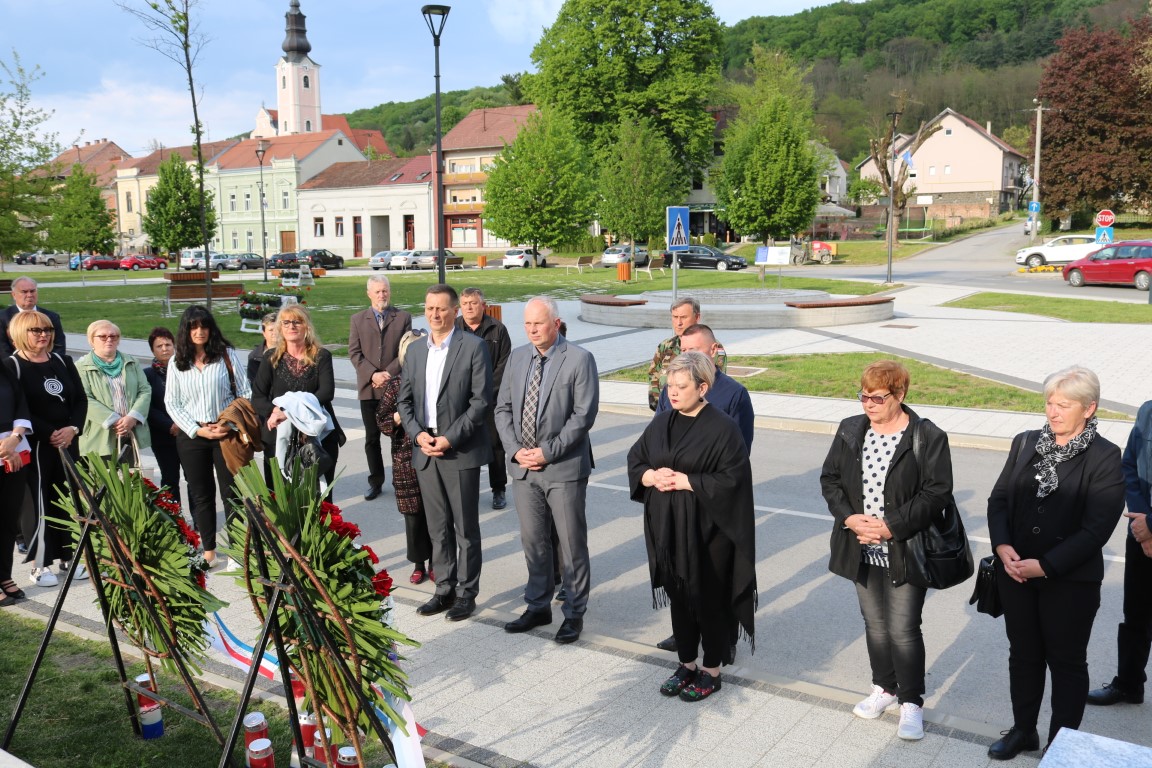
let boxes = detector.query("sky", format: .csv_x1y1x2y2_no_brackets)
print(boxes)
0,0,833,158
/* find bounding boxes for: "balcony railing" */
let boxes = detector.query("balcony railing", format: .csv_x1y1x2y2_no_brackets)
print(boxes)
444,201,485,214
442,171,488,184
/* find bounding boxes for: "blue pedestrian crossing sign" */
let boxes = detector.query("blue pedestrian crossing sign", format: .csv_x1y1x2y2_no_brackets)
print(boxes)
666,207,690,251
1096,226,1114,244
1028,201,1041,214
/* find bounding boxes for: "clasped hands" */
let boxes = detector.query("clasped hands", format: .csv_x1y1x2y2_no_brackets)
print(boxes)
1125,511,1152,558
112,415,138,437
514,447,547,471
845,514,892,545
644,466,690,493
996,544,1046,583
417,431,450,457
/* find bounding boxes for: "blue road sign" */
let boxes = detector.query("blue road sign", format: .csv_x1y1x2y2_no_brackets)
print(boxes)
1028,201,1041,214
1096,226,1114,245
666,207,690,251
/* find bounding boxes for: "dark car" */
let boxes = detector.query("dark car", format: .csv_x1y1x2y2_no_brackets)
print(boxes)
120,254,167,270
267,252,301,270
662,244,747,271
296,248,345,269
82,254,122,270
1063,241,1152,290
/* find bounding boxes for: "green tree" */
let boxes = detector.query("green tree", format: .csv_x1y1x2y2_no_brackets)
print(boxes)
142,154,216,256
483,110,595,258
596,117,686,248
47,165,116,255
526,0,723,176
0,52,63,263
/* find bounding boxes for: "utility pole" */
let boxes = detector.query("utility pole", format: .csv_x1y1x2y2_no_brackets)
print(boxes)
1030,99,1043,245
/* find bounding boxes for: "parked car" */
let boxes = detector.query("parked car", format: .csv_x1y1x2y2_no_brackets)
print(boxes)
69,254,82,270
267,252,300,270
661,244,747,271
224,252,265,270
600,244,649,268
13,252,34,265
369,251,395,270
179,249,226,270
1063,241,1152,290
120,254,167,270
296,248,345,269
502,247,545,269
388,251,417,270
82,254,122,270
410,249,456,269
31,250,67,266
1015,235,1100,268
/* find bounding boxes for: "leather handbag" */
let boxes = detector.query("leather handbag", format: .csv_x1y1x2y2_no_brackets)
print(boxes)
904,420,975,590
969,555,1003,617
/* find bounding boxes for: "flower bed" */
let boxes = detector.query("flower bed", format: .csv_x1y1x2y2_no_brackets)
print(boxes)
238,289,306,319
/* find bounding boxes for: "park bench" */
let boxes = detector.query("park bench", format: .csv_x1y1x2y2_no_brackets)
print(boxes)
165,282,246,316
636,256,666,280
578,294,648,307
783,296,894,309
0,279,11,297
565,255,595,274
444,256,465,270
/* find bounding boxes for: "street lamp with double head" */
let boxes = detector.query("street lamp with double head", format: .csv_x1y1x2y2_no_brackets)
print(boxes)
256,139,270,283
422,4,451,285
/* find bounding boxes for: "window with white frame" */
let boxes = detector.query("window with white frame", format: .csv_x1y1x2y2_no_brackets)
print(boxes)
244,193,251,211
314,218,324,237
335,217,344,237
126,192,133,213
231,231,238,249
229,193,236,212
929,166,936,175
246,230,254,250
282,190,290,209
944,165,952,175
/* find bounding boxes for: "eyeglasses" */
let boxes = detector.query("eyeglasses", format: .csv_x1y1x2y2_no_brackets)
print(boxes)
857,391,894,405
281,319,304,327
94,334,121,341
27,327,54,335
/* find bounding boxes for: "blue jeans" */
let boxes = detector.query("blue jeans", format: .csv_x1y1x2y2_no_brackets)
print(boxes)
855,564,927,706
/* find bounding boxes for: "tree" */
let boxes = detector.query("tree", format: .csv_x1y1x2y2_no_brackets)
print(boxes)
47,165,116,255
596,117,686,248
526,0,723,177
483,110,595,258
142,154,216,256
0,52,63,263
865,93,940,251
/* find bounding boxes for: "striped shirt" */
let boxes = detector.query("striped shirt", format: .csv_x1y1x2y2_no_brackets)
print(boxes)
164,348,251,438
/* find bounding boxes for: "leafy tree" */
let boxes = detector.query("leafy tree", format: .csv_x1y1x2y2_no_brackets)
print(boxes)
501,73,526,105
346,85,515,157
847,177,883,205
483,110,595,258
596,117,686,248
0,52,63,263
142,154,216,256
526,0,723,176
1000,124,1032,157
47,165,116,255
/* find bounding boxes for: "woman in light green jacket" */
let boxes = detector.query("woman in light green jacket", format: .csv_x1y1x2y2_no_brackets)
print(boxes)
76,320,151,460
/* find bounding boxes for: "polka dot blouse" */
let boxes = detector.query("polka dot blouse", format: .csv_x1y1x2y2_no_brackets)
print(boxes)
860,427,906,567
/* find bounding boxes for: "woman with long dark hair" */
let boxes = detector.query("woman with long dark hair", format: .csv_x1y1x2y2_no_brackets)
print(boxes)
164,305,250,566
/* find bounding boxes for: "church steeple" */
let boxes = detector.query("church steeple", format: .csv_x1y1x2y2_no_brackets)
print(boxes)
282,0,312,58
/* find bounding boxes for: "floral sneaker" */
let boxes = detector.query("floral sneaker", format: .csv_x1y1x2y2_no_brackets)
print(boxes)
660,664,697,697
679,670,721,702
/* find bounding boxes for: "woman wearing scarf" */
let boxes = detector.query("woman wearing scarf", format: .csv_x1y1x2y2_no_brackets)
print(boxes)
143,327,181,504
626,351,755,703
986,365,1124,760
76,320,151,462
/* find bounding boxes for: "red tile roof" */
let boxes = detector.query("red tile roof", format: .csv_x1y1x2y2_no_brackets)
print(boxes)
211,130,354,171
442,105,538,151
48,139,133,188
119,140,239,176
351,129,392,157
298,155,431,190
321,114,352,135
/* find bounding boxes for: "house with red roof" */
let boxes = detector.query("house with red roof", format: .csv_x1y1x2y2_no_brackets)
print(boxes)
44,138,133,243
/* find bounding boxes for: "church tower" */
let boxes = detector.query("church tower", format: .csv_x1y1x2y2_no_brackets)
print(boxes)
273,0,322,135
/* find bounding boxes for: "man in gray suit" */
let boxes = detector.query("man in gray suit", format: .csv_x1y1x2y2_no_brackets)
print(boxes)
495,296,599,644
398,284,492,622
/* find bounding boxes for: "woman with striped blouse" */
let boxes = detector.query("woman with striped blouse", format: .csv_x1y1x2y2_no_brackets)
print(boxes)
164,305,250,566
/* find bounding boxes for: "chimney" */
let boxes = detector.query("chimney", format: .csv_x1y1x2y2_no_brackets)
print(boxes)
986,121,992,133
84,141,91,146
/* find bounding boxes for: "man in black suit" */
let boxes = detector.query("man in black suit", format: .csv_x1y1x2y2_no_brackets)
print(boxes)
0,278,66,357
398,284,493,622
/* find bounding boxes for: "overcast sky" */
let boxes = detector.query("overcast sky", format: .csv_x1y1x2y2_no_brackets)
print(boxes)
0,0,834,157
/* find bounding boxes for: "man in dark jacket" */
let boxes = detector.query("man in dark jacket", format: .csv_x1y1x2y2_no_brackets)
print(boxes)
0,278,66,357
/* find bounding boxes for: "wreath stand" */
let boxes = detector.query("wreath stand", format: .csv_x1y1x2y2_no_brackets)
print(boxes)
2,448,228,760
218,496,399,768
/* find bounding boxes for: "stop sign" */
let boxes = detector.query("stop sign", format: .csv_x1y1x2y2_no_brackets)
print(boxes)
1096,209,1116,227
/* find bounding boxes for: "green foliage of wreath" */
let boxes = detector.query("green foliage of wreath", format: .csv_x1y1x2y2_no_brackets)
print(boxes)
228,462,419,738
56,459,227,674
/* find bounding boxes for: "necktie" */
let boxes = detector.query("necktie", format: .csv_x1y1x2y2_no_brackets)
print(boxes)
521,355,544,449
377,312,385,331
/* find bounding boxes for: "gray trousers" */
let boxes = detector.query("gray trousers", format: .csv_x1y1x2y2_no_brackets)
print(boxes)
416,460,482,600
511,474,590,619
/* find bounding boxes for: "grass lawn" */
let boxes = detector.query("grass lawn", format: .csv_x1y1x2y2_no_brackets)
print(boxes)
608,351,1131,419
945,292,1152,323
0,614,403,768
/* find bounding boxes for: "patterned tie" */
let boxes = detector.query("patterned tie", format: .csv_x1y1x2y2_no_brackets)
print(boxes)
377,312,385,331
521,355,545,449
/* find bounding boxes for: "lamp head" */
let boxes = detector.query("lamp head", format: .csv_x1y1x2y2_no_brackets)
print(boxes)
255,139,270,163
422,4,450,39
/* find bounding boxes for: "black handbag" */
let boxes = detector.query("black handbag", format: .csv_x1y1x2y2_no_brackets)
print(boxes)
904,421,975,590
969,555,1003,617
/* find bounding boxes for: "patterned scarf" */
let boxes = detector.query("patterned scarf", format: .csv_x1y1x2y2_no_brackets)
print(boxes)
151,358,168,377
1033,417,1098,498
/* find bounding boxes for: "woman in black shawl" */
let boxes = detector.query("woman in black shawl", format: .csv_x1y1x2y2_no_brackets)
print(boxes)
627,351,756,703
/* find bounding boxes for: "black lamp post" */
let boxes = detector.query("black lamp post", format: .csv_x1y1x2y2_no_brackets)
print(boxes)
256,139,270,283
422,4,451,284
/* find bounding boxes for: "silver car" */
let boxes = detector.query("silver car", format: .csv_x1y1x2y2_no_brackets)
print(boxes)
369,251,395,270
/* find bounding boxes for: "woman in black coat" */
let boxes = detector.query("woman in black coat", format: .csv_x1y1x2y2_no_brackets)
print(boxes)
820,360,953,742
985,365,1124,760
0,359,32,605
143,327,181,505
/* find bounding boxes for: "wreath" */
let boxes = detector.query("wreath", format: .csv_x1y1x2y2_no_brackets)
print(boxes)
56,459,226,673
228,462,418,749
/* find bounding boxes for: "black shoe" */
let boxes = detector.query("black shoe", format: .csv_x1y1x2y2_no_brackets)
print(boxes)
656,634,677,653
1087,682,1143,705
492,490,506,510
416,593,455,616
364,485,383,501
445,597,476,621
554,617,583,644
554,587,568,603
988,727,1039,760
505,609,551,633
16,539,27,555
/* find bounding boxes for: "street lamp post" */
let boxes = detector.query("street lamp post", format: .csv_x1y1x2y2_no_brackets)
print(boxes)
256,139,270,284
1030,99,1043,246
422,4,451,285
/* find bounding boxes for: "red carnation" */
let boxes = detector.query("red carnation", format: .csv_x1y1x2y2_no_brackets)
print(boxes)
372,570,393,597
361,545,379,564
328,519,361,540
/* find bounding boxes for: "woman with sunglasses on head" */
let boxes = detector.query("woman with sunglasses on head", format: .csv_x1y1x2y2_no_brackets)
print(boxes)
3,311,87,588
76,320,151,463
164,305,250,568
820,360,955,742
252,305,342,487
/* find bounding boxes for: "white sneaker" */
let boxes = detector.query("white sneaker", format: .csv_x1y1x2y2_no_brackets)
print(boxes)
60,561,89,581
30,568,58,587
853,685,898,719
897,702,925,740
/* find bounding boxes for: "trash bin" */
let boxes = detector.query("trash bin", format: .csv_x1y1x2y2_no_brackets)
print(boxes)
477,254,488,268
617,262,632,282
485,304,502,322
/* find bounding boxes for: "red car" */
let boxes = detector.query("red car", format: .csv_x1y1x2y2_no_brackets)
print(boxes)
120,254,167,271
81,254,122,270
1062,241,1152,290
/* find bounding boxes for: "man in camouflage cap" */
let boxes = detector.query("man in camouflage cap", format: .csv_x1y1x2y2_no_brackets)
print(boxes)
645,297,726,411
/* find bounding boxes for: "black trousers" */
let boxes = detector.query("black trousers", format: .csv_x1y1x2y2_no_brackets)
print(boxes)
1112,532,1152,693
0,467,27,583
359,399,386,489
670,532,734,669
485,413,506,493
404,512,433,565
152,437,182,506
998,569,1100,744
176,433,236,552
